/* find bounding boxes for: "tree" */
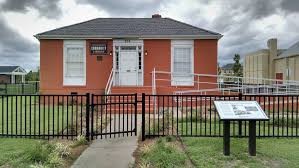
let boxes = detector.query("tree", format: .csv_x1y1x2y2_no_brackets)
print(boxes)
25,67,40,81
233,54,242,77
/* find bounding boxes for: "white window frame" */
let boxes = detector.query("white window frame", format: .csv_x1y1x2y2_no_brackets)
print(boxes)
171,40,194,86
63,40,86,86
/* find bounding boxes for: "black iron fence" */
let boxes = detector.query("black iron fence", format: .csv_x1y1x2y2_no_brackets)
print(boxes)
141,94,299,140
0,93,299,141
0,93,138,140
0,82,39,95
90,94,138,140
0,94,87,139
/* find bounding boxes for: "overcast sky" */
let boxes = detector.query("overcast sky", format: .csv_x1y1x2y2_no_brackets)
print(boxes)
0,0,299,70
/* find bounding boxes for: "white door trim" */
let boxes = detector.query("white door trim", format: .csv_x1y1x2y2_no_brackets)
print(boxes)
113,39,144,86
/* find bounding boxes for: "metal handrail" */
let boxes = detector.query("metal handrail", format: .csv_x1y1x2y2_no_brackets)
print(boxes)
151,69,299,95
105,68,114,94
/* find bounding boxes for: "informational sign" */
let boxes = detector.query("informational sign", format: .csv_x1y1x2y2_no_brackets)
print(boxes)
214,101,269,120
90,42,107,54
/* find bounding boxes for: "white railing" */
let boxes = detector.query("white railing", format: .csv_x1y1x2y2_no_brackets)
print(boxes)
105,68,115,95
151,69,299,95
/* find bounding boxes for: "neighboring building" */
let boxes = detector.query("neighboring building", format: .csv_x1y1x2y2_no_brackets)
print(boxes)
243,38,299,84
220,63,234,75
0,66,27,84
35,14,222,95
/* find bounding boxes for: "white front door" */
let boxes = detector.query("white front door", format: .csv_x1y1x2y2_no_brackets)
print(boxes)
119,50,138,85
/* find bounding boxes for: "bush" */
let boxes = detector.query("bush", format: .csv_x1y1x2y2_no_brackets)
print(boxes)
140,138,187,168
72,135,88,147
53,143,70,158
46,153,63,168
27,141,69,168
27,142,53,163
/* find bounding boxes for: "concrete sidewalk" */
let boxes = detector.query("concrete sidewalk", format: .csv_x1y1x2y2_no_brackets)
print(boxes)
72,114,141,168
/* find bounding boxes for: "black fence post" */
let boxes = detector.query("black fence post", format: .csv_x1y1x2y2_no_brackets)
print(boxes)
21,83,24,94
86,93,90,141
141,93,145,141
35,82,38,93
238,93,243,137
135,93,138,136
91,94,94,140
5,83,7,94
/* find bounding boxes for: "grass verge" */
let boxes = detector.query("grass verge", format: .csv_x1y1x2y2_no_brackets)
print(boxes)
134,137,191,168
135,137,299,168
0,136,88,168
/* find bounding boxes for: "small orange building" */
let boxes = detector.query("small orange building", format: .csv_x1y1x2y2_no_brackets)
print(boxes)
35,14,222,95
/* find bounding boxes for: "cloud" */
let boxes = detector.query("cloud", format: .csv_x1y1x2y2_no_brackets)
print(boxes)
75,0,166,17
0,16,39,69
0,0,299,70
0,0,62,19
281,0,299,13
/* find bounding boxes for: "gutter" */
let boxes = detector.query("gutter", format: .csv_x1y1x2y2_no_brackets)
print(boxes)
34,34,223,40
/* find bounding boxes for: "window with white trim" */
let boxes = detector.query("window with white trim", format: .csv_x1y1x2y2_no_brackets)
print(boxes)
171,40,194,86
64,40,86,86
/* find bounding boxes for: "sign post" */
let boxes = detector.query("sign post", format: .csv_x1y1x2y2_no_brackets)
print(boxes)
214,101,269,156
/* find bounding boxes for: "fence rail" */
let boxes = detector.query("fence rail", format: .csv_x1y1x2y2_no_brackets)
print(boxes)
142,94,299,140
0,94,87,139
0,93,298,141
0,82,39,95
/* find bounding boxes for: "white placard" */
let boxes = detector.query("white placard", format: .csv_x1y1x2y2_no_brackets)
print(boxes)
214,101,269,120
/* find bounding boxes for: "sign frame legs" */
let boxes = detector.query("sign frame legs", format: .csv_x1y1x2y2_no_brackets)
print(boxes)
223,121,230,156
249,120,256,156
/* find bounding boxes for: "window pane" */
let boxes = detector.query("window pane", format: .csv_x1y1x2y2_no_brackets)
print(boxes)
65,47,84,78
173,47,191,73
67,48,83,62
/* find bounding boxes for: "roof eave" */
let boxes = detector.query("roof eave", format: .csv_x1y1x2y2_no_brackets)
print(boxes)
35,34,223,40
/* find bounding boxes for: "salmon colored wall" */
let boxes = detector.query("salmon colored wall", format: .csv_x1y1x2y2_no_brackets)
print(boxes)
144,39,218,94
40,39,218,95
143,40,171,86
40,39,113,95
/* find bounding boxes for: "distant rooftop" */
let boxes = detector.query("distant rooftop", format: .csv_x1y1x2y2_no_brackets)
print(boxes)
221,63,234,70
278,41,299,58
0,66,26,74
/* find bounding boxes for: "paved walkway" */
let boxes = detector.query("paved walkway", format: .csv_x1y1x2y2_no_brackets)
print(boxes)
72,114,141,168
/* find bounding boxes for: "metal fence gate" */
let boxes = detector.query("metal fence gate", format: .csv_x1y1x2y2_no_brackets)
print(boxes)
90,94,138,140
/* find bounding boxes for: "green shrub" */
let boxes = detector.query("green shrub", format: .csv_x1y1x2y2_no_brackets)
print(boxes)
53,143,70,158
140,138,187,168
46,153,63,168
27,142,53,163
72,135,88,147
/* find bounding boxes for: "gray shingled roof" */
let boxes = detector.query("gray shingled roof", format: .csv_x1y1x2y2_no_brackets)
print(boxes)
279,41,299,58
0,66,19,73
35,18,222,39
221,63,234,70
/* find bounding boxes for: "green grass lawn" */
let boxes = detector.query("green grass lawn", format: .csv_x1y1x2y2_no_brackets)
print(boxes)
182,137,299,168
0,96,83,137
0,137,88,168
136,137,299,168
0,138,41,167
146,114,299,137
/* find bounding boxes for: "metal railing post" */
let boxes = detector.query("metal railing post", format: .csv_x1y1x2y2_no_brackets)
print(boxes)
135,93,138,136
85,93,90,141
141,93,146,141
